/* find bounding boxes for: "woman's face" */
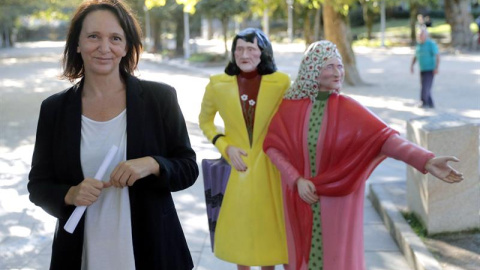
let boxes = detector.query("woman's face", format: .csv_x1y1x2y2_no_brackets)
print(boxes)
77,10,127,77
317,57,344,92
234,38,262,72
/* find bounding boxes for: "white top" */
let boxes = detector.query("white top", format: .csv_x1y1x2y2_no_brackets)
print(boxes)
80,109,136,270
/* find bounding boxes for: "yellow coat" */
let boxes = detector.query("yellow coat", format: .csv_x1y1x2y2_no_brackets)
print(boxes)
199,72,290,265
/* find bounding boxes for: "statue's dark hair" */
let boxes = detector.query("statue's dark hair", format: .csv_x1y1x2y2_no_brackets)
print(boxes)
224,28,277,75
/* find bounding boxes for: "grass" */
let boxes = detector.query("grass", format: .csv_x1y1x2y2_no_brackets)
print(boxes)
402,211,480,269
402,211,428,239
350,18,415,36
402,211,480,239
188,52,226,63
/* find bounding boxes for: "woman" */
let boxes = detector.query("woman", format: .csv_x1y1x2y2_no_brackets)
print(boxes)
28,1,198,269
198,28,290,269
263,40,463,270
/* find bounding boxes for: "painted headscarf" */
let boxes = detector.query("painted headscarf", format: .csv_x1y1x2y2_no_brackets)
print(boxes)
284,40,342,101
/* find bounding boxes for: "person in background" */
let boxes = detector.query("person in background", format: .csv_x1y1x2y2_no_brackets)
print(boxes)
424,15,432,27
410,27,440,108
264,40,463,270
198,28,290,270
416,14,424,27
28,1,198,269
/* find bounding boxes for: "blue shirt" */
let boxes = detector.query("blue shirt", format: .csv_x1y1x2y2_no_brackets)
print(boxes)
415,39,438,72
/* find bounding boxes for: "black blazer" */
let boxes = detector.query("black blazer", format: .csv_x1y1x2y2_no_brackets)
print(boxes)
28,75,199,270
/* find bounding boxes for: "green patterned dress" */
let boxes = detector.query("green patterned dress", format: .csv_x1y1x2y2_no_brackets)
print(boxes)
307,91,330,269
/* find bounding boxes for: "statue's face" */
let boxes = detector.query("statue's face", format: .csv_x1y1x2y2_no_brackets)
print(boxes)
317,57,344,92
234,38,261,72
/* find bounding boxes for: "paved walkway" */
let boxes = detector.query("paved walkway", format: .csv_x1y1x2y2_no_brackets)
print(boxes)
0,40,479,270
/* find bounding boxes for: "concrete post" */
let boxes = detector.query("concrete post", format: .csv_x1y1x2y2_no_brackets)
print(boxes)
406,114,480,234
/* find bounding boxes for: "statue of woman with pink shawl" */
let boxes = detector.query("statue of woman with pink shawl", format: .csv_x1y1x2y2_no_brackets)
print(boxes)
263,40,463,270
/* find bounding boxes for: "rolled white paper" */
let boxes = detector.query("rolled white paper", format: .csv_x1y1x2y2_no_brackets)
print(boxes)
64,145,119,234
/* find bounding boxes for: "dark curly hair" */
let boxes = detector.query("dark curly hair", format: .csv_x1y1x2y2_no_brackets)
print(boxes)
224,28,277,76
62,0,142,82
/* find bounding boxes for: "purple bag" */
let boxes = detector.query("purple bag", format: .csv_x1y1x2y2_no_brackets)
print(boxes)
202,157,231,252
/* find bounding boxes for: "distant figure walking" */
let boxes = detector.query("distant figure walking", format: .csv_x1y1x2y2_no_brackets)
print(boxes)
410,27,439,108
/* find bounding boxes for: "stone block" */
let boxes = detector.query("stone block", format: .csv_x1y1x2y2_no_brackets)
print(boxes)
406,114,480,234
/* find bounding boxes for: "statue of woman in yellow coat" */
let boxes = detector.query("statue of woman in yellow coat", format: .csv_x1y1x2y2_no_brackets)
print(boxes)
199,28,290,270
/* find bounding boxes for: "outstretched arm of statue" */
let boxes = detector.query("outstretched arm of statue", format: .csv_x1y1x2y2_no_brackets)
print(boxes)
381,134,463,183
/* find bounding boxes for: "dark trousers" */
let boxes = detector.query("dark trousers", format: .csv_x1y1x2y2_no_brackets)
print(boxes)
420,71,435,108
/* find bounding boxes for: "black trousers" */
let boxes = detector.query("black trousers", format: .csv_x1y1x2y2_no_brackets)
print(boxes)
420,70,435,108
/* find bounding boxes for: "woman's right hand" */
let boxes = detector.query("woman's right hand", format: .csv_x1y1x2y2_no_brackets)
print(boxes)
296,178,319,204
64,178,108,206
226,145,248,172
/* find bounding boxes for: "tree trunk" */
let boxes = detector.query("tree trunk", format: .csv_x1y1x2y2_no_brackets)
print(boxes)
313,7,322,41
445,0,473,49
409,1,418,46
207,17,213,40
2,25,11,48
361,2,373,40
359,0,377,40
304,9,313,46
221,16,229,58
152,16,163,53
1,27,5,48
175,7,184,57
323,1,363,86
366,17,373,40
263,7,270,36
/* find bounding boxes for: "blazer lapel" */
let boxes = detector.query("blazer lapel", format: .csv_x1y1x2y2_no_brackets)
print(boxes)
65,82,84,184
126,75,145,160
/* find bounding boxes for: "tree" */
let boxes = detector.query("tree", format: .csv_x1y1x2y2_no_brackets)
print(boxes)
144,0,198,56
172,3,185,56
407,0,438,45
408,0,421,45
353,0,404,43
196,0,247,57
294,0,363,85
358,0,379,40
444,0,473,49
249,0,284,36
144,0,174,53
0,1,26,47
296,0,323,45
176,0,200,57
322,0,363,85
0,0,81,47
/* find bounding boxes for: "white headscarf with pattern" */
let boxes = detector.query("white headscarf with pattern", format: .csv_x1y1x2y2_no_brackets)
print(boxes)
284,40,342,101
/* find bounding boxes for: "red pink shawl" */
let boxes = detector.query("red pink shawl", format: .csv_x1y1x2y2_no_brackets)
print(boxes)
263,92,398,268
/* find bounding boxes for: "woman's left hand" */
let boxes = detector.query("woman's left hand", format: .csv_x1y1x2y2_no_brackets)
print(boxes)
425,156,464,183
108,157,160,188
